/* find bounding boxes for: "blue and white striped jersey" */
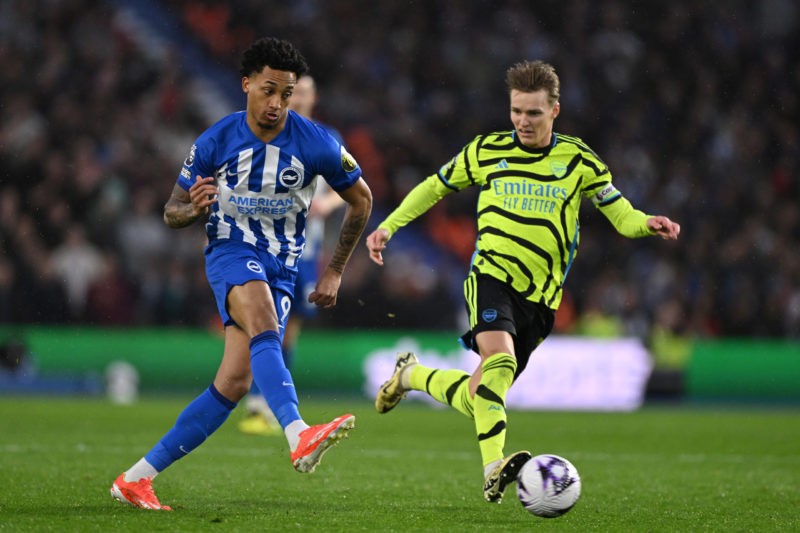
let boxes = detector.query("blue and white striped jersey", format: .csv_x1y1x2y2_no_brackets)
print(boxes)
177,110,361,268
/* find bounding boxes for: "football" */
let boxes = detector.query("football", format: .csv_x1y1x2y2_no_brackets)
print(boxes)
516,454,581,518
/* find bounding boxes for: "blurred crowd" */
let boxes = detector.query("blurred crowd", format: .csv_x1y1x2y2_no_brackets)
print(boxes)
1,0,798,343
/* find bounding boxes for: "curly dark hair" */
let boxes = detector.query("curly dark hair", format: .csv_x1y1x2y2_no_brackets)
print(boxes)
239,37,309,78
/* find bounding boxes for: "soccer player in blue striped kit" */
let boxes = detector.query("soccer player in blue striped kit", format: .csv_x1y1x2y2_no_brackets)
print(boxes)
111,37,372,510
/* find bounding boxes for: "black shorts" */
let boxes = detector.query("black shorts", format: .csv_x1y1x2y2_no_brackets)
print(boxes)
460,273,555,378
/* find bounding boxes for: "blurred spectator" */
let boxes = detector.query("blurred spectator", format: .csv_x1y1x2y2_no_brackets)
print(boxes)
51,224,104,321
116,189,171,279
85,251,137,325
0,256,14,323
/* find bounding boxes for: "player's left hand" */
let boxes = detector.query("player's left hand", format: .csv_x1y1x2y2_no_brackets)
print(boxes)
647,216,680,240
308,268,342,309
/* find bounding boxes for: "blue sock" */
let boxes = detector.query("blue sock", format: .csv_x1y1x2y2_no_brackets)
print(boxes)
249,381,261,396
282,345,295,371
145,384,236,472
250,330,301,429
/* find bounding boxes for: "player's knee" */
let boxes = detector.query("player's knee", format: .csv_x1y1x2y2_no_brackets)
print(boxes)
214,377,250,403
230,307,279,338
227,284,279,334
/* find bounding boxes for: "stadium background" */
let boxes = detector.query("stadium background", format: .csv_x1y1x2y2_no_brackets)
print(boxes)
0,0,798,403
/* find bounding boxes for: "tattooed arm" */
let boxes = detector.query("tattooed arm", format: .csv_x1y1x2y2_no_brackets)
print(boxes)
163,176,218,229
308,177,373,309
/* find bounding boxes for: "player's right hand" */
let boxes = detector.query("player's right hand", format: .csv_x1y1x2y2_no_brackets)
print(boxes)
189,175,219,215
366,228,390,266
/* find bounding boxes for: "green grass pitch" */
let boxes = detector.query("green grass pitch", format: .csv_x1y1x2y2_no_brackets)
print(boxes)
1,396,798,531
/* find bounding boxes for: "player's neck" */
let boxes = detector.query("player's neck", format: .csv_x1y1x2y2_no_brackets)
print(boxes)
247,116,286,144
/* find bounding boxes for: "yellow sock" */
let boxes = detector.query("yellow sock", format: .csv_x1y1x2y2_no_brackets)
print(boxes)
473,353,517,467
409,365,474,418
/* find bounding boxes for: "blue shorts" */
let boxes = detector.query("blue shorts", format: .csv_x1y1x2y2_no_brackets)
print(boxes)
292,256,320,319
204,240,297,331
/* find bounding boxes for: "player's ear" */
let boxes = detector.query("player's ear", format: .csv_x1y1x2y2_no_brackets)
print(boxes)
552,101,560,118
242,77,249,93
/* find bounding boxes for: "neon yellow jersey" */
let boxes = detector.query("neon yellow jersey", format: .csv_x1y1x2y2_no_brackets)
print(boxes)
379,131,654,310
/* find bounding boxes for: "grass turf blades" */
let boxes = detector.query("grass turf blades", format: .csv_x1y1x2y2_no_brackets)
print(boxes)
1,397,798,531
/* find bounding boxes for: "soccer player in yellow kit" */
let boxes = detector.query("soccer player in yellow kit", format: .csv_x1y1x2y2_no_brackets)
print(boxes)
366,60,680,504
